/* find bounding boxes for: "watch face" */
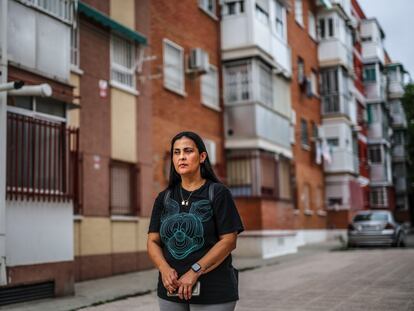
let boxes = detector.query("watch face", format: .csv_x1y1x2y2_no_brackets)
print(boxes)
192,263,201,272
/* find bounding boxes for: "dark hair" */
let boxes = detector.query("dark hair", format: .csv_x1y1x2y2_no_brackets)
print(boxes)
168,131,221,188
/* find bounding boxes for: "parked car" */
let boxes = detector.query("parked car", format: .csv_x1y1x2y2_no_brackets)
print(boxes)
347,210,406,247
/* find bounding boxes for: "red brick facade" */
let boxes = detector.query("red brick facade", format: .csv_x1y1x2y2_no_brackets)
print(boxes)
288,0,326,229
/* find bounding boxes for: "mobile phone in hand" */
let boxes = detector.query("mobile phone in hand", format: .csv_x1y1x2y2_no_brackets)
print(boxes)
167,282,200,297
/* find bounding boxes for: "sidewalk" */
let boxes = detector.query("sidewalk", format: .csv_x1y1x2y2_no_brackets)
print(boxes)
0,240,343,311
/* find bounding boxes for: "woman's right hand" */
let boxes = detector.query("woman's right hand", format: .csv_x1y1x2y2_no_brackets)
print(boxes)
159,264,179,294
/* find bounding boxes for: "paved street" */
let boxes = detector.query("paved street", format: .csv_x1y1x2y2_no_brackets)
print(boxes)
82,238,414,311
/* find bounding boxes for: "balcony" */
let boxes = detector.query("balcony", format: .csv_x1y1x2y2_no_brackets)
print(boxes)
324,149,358,174
318,39,353,71
330,0,352,19
370,164,389,184
221,1,291,75
5,0,73,81
392,145,406,160
362,41,385,64
321,94,351,119
368,122,390,142
364,79,386,103
225,102,291,152
388,81,404,99
395,177,407,194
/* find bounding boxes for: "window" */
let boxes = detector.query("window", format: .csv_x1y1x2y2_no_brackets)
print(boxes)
295,0,303,26
70,18,79,68
24,0,74,23
311,121,318,140
223,0,245,16
327,138,339,148
321,68,339,113
297,57,305,83
201,66,219,109
111,34,136,89
301,118,309,147
328,18,334,37
278,158,292,200
364,65,376,82
367,104,379,123
110,161,137,215
163,39,185,94
368,145,382,164
308,11,316,40
203,138,217,165
275,0,285,39
224,61,252,103
310,70,318,95
199,0,216,16
318,17,334,39
6,99,78,204
258,62,273,108
328,197,342,206
315,186,323,210
393,131,404,145
227,150,290,200
318,18,325,39
370,188,387,207
255,0,269,24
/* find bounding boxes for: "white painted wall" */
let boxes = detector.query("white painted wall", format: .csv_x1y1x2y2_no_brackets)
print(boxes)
6,201,73,266
234,230,347,258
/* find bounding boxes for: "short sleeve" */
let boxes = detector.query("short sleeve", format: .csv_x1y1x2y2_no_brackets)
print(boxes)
212,185,244,236
148,192,164,233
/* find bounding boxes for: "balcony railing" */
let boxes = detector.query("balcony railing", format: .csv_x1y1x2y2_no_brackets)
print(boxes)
6,113,80,208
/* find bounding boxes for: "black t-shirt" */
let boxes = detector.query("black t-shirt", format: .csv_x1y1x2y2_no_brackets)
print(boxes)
148,180,244,304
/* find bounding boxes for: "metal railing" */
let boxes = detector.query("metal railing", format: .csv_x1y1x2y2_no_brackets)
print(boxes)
6,113,80,206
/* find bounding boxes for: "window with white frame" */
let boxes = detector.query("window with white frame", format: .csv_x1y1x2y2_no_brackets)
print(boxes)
255,0,269,24
163,39,185,94
327,137,339,148
364,65,376,82
70,19,79,68
308,11,316,40
222,0,245,16
275,0,285,39
311,70,318,95
318,17,335,39
24,0,74,23
111,34,136,89
258,62,273,108
201,66,219,109
368,145,382,164
294,0,303,26
199,0,216,16
203,138,217,165
224,61,252,103
370,188,387,207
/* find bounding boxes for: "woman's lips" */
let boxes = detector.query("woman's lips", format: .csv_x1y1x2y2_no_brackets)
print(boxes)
178,164,188,168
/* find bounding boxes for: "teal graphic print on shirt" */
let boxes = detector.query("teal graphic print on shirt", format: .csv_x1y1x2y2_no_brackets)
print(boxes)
160,198,213,260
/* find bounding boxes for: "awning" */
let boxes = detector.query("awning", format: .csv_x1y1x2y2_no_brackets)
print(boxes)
319,0,332,9
78,2,147,45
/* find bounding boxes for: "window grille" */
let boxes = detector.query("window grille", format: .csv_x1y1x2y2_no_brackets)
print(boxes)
163,39,185,94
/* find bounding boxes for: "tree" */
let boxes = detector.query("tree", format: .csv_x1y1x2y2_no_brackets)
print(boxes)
402,83,414,224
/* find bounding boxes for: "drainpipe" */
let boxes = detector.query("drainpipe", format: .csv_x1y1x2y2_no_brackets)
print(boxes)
0,0,8,286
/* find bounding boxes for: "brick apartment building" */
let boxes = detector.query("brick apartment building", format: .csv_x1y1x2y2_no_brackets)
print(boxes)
288,0,326,235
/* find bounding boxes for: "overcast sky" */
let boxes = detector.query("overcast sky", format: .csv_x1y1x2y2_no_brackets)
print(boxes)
359,0,414,79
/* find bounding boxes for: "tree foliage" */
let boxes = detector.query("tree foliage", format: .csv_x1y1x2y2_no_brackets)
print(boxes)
402,83,414,194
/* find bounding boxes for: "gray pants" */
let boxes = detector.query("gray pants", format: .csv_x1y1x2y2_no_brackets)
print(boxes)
158,298,237,311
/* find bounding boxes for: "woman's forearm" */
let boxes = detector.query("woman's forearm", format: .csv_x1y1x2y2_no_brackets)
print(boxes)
147,239,170,270
198,237,236,274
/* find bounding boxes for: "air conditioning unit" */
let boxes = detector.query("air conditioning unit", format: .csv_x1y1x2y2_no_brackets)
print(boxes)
188,48,209,74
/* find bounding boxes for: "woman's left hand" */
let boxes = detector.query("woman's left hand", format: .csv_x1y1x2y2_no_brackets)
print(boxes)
177,270,200,300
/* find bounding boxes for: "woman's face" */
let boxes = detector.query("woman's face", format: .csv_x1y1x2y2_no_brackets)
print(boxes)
172,137,206,178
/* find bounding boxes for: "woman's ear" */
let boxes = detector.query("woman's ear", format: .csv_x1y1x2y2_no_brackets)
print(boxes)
200,151,207,164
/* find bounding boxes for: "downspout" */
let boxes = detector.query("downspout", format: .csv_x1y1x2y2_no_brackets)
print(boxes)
0,0,8,285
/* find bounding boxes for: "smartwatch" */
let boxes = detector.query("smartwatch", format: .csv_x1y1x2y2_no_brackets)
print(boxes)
191,263,202,273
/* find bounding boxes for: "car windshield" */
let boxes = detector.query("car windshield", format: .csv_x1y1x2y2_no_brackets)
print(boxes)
353,213,389,222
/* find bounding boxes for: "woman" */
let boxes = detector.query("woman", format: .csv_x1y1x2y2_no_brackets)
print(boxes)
147,131,244,311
